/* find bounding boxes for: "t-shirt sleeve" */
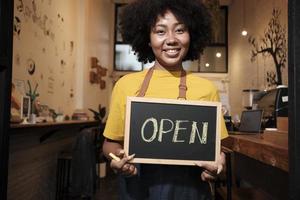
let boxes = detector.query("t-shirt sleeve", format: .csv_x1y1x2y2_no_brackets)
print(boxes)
210,87,229,140
103,81,126,141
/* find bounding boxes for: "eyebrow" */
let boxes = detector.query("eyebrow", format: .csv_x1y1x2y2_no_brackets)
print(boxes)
154,22,185,28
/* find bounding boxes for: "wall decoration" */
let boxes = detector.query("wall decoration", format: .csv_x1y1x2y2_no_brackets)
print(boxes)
15,53,21,66
14,79,26,96
26,58,36,75
22,0,56,41
70,41,74,55
47,76,54,94
266,71,277,87
248,8,287,86
89,57,107,90
57,13,64,22
13,0,80,116
14,16,21,38
70,88,74,98
16,0,24,13
31,0,40,24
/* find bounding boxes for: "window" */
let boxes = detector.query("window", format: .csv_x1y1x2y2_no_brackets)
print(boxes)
113,4,228,73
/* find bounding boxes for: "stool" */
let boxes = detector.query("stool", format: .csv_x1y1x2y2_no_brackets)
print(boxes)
56,152,72,200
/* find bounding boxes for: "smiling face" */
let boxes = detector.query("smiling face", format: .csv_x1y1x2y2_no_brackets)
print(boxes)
150,10,190,71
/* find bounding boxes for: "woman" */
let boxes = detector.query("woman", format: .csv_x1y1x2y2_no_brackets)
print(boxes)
103,0,228,199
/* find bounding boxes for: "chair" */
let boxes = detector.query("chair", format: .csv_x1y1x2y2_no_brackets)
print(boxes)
94,124,106,187
55,126,101,200
56,152,72,200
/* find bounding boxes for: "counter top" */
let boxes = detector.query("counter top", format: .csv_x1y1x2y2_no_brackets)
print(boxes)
10,120,101,143
222,131,288,172
10,120,99,129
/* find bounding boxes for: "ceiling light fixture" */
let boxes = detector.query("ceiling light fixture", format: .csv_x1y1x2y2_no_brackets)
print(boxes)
241,0,248,37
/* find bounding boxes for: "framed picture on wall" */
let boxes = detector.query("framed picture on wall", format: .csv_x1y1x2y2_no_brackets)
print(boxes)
21,96,31,119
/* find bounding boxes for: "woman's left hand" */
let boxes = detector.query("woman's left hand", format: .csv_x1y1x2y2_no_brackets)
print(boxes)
195,152,226,182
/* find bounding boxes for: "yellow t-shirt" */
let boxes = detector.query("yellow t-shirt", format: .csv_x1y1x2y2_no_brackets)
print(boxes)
104,69,228,141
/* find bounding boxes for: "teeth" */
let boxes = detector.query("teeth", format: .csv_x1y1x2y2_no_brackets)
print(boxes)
166,49,178,53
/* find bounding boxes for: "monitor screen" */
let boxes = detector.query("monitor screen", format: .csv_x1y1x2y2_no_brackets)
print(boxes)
239,110,263,133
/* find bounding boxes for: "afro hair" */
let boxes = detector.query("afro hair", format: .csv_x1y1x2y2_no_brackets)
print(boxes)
119,0,212,63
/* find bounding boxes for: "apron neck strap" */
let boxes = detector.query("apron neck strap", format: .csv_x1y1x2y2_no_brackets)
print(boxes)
137,67,187,100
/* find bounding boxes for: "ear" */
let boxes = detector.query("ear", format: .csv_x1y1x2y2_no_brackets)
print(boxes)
148,42,151,47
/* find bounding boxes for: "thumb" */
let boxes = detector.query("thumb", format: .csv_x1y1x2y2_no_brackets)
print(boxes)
217,164,223,174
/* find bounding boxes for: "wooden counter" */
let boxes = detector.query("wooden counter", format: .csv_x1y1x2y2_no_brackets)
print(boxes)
222,131,288,199
222,131,288,172
10,120,100,142
10,120,100,129
8,120,101,200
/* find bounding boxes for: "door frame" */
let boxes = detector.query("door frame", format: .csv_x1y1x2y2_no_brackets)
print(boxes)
288,0,300,199
0,0,14,199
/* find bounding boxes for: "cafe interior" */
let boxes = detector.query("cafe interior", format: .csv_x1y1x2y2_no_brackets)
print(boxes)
1,0,300,199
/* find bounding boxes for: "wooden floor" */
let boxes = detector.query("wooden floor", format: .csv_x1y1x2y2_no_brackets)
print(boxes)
93,166,275,200
94,167,119,200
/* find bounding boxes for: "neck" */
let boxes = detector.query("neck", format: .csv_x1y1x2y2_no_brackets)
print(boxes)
153,60,183,71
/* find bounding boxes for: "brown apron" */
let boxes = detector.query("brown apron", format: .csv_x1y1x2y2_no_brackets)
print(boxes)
118,67,211,200
137,67,187,99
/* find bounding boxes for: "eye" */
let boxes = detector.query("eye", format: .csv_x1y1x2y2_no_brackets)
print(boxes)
156,29,165,35
175,28,184,34
175,26,187,34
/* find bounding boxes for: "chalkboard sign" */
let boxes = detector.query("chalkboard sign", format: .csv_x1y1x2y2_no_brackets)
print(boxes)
124,97,221,166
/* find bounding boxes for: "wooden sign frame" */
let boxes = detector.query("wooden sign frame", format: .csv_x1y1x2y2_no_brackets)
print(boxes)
124,97,221,166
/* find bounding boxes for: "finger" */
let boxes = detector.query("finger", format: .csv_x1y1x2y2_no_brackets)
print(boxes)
201,171,216,182
132,166,138,175
217,164,223,175
125,165,136,175
126,154,135,161
203,169,217,177
121,164,137,177
110,156,128,170
195,162,218,174
219,152,226,161
216,152,226,174
122,164,130,172
117,149,125,157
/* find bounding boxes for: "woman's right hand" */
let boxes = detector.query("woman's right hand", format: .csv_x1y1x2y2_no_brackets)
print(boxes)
110,149,138,177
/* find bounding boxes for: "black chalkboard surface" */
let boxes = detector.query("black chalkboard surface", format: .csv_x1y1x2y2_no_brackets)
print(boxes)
124,97,221,166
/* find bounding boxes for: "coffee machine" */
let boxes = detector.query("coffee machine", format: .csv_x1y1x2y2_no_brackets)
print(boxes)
253,86,288,128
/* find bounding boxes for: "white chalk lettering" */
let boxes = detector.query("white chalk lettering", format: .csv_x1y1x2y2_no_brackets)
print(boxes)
141,118,158,142
140,117,209,144
189,122,208,144
158,119,174,142
172,120,188,143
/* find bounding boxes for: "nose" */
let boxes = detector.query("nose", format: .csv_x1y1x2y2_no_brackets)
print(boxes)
166,32,177,45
